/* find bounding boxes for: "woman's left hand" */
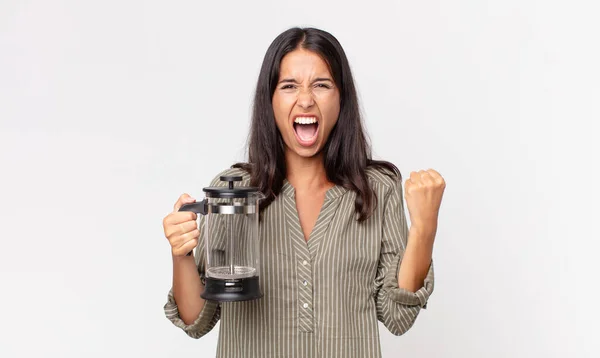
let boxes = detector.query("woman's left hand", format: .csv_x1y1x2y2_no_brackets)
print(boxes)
404,169,446,240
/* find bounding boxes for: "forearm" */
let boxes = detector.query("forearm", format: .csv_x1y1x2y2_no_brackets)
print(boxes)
172,254,205,324
397,226,435,292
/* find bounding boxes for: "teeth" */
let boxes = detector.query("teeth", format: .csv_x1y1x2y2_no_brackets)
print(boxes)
294,117,317,124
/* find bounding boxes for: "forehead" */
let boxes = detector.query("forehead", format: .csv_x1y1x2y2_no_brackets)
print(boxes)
279,48,332,78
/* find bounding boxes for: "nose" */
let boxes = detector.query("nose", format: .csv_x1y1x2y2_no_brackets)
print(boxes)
296,88,315,110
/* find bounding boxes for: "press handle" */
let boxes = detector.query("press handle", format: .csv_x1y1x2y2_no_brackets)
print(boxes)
178,198,207,256
178,198,208,215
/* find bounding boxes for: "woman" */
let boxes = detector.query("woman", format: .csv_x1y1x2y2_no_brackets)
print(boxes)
162,27,445,357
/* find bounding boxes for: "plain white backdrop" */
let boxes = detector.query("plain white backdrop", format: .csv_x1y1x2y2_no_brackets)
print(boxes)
1,0,598,357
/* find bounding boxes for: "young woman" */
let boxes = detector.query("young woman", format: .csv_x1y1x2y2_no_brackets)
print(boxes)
162,27,445,358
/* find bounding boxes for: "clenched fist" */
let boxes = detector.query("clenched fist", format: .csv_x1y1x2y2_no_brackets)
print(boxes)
404,169,446,237
163,193,200,257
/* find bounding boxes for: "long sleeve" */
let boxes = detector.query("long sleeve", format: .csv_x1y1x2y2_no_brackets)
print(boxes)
163,288,220,339
163,212,221,339
374,177,435,336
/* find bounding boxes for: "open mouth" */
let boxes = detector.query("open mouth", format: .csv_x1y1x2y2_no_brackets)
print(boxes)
293,116,319,146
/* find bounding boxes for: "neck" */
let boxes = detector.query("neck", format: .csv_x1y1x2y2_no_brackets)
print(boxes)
285,149,333,192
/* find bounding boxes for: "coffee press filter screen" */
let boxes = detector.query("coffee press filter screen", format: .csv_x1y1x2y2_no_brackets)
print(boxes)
207,266,257,279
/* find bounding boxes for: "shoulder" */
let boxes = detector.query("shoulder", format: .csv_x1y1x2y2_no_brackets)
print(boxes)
364,163,405,213
207,166,252,187
365,163,402,192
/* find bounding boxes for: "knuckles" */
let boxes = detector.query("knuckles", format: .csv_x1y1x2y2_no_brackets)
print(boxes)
165,195,199,254
406,168,446,192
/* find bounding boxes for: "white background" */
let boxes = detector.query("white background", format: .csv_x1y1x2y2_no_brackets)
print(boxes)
1,0,598,357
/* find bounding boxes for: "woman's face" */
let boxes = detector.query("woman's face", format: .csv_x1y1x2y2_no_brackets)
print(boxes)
272,48,340,159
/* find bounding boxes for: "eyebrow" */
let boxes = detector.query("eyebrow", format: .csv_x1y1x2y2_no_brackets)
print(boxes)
278,77,334,84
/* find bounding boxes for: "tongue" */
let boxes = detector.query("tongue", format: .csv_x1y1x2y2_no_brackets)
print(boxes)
296,123,318,140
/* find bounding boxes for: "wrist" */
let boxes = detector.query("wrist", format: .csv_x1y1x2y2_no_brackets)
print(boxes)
172,251,194,263
409,224,437,242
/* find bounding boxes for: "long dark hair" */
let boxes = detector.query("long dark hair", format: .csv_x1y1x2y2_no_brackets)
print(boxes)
233,27,400,222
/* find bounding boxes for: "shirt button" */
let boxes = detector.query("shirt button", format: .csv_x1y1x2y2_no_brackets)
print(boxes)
302,280,308,286
303,303,309,309
302,260,308,265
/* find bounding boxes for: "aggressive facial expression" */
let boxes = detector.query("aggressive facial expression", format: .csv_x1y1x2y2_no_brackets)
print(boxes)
272,48,341,158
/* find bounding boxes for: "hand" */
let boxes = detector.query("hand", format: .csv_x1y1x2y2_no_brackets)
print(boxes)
404,169,446,238
163,193,199,257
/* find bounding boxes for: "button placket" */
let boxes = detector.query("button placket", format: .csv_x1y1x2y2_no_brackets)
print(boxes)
283,187,318,333
297,256,314,332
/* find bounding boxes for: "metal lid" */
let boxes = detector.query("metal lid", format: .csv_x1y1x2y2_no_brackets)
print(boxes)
203,176,259,198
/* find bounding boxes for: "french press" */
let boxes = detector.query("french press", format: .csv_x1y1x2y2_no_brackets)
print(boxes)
179,175,264,302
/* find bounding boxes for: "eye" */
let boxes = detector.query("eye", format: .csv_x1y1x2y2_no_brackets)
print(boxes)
315,83,332,89
280,84,296,90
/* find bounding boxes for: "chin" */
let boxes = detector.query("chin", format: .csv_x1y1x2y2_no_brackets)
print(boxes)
291,143,323,159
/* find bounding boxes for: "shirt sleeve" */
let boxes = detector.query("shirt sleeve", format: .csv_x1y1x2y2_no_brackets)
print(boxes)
163,287,220,339
163,214,221,339
374,176,435,336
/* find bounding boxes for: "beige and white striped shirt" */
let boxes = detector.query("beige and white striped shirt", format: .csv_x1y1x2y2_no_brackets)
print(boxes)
164,166,434,358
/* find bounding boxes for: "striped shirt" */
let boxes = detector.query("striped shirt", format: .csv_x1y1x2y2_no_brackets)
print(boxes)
164,166,434,358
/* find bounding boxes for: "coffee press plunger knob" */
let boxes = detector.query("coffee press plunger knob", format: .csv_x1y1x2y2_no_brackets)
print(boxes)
220,175,243,189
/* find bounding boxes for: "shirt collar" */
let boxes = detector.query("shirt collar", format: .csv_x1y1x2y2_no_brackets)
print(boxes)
281,179,347,200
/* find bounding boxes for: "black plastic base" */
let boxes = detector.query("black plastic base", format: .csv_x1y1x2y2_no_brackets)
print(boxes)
201,276,262,302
